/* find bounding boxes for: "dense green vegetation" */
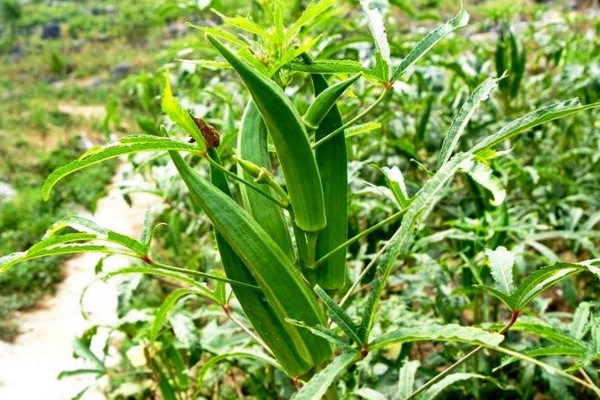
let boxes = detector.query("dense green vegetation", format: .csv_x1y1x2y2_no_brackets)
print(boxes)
2,0,600,398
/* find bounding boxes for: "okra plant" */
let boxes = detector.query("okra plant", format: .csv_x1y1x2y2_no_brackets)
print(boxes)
2,1,600,398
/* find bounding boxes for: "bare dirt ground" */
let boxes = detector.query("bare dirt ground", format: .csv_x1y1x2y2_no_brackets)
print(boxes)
0,164,154,400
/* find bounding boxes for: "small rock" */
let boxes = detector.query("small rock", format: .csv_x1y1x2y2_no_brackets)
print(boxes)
165,22,188,38
91,6,118,15
109,63,133,78
41,22,60,39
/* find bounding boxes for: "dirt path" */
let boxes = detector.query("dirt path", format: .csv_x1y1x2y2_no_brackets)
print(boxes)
0,164,155,400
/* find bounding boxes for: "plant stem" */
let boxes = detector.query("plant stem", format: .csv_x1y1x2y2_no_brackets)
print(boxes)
338,240,392,307
204,154,289,208
312,88,390,148
223,304,273,356
150,260,260,291
313,210,405,268
405,311,520,400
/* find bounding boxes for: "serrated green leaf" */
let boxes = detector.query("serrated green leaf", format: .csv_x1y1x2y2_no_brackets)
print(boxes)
287,0,335,40
472,99,600,154
392,9,469,81
380,165,410,209
162,72,205,144
485,246,515,294
42,216,147,255
360,0,391,80
103,266,219,302
288,59,373,76
512,262,586,310
422,373,502,400
494,346,586,371
315,285,361,345
359,152,473,341
0,244,138,273
398,360,420,399
369,324,504,350
475,284,516,310
150,288,205,342
287,319,354,352
437,77,500,169
354,388,387,400
460,159,506,206
510,318,588,349
570,302,592,340
294,351,359,400
42,135,203,200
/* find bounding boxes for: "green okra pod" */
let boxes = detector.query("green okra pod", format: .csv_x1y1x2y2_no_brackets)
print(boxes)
303,54,350,290
236,101,294,259
205,147,309,375
169,151,333,373
207,34,327,233
302,73,361,131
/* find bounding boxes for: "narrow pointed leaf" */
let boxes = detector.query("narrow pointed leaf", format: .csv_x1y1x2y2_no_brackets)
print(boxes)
162,72,205,145
150,288,207,342
570,302,592,340
294,351,359,400
512,261,599,311
42,135,203,200
392,9,469,81
398,360,420,399
485,246,515,294
472,99,600,154
369,324,504,350
422,373,502,400
437,77,499,169
315,285,361,344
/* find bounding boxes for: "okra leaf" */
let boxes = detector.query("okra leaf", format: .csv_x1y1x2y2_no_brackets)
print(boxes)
392,8,469,81
422,373,503,400
150,288,205,342
353,388,387,400
197,350,282,386
214,11,271,40
472,99,600,154
162,72,205,145
475,284,516,310
570,302,592,340
359,152,473,341
0,244,138,273
460,157,506,207
288,59,373,76
315,285,362,345
287,319,354,352
294,351,359,400
368,324,504,351
42,134,203,200
437,76,500,169
378,165,410,209
42,216,147,255
485,246,515,295
397,360,420,399
345,122,382,139
509,318,588,349
287,0,335,40
360,0,392,81
493,346,586,371
511,261,599,311
104,266,219,302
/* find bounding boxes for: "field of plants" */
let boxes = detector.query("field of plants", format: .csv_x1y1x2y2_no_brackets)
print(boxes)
1,0,600,399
